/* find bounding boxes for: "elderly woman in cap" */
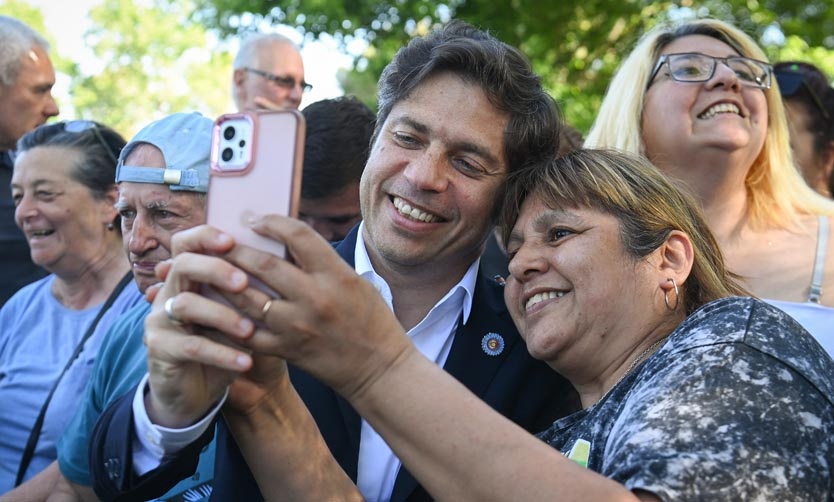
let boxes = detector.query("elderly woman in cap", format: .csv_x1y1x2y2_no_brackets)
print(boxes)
131,148,834,500
0,121,144,490
585,18,834,355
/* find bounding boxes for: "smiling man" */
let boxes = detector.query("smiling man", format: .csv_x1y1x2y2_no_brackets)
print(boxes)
90,21,578,502
0,16,60,306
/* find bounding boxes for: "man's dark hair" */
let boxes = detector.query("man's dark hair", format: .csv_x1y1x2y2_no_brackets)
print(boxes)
374,20,560,175
301,96,376,200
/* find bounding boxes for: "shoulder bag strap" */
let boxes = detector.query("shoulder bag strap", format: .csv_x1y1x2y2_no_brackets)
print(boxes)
14,271,133,486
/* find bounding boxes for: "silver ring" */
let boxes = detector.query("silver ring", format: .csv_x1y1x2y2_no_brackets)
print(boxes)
164,296,184,326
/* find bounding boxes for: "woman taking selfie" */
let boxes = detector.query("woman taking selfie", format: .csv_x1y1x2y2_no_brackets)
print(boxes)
123,148,834,501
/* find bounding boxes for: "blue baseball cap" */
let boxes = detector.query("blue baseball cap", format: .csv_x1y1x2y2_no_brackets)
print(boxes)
115,112,213,193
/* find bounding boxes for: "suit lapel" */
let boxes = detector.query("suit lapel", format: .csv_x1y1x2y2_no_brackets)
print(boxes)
442,273,520,395
390,273,519,501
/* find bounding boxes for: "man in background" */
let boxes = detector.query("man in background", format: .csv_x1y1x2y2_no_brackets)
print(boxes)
0,16,60,305
231,33,308,111
299,96,375,241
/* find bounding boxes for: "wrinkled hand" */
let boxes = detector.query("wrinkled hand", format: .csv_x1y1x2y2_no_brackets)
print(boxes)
142,228,257,428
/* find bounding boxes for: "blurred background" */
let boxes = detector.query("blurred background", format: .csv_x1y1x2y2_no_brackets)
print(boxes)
3,0,834,138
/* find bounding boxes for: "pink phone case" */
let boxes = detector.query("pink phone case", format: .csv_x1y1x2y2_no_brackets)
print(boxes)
205,109,305,297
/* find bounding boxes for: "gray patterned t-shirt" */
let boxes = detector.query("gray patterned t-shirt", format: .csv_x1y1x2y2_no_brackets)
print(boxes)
539,297,834,501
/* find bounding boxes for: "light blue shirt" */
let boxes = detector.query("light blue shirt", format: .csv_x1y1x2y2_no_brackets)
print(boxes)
59,302,214,500
0,274,143,490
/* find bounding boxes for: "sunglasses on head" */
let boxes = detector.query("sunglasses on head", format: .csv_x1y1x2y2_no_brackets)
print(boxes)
62,120,119,165
774,67,830,121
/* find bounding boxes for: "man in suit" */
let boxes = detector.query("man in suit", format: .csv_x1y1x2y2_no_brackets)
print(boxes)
90,21,577,501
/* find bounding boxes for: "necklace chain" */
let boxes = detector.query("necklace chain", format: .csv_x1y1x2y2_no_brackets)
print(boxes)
599,335,670,404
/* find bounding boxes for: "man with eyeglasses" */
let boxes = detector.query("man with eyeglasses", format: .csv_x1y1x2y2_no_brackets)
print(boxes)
231,33,309,111
0,16,60,306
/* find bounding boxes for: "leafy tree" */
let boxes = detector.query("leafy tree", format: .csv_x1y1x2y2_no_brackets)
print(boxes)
194,0,834,133
3,0,233,139
0,1,47,39
68,0,233,139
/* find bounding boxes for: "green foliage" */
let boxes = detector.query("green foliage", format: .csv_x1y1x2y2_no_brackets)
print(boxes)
8,0,834,138
67,0,232,139
194,0,834,134
0,1,47,35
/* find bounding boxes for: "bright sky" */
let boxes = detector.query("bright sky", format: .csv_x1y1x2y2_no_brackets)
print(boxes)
26,0,354,114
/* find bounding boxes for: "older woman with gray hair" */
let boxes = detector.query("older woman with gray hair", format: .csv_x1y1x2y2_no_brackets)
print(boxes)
0,121,144,491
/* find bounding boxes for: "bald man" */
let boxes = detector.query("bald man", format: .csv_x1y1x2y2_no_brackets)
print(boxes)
231,33,308,111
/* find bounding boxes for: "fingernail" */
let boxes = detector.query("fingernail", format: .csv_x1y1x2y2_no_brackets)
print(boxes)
230,271,246,287
236,354,251,369
238,317,253,333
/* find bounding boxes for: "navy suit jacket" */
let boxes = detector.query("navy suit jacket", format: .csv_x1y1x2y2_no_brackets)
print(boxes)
91,225,578,501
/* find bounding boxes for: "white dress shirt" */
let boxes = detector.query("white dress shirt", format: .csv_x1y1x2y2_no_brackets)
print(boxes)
131,222,478,501
354,223,477,501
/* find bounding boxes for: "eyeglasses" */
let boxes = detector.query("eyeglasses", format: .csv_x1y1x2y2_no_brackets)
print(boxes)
244,67,312,93
774,67,831,121
62,120,119,165
648,52,772,90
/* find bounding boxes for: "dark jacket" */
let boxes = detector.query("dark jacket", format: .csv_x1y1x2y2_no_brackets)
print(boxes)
90,225,578,501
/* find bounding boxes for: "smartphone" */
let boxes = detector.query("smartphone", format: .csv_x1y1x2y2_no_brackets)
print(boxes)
205,109,305,297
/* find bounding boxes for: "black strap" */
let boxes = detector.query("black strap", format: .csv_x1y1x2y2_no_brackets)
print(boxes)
14,271,133,486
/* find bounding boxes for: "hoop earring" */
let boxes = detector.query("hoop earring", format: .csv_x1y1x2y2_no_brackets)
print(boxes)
664,278,680,311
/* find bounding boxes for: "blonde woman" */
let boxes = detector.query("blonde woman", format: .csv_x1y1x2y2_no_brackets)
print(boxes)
586,18,834,354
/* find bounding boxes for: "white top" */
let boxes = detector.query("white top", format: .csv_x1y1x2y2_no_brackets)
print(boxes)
131,222,478,502
765,216,834,359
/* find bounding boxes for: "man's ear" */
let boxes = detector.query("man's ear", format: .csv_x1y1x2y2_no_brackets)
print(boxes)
102,184,120,226
656,230,694,292
233,68,246,87
233,68,247,101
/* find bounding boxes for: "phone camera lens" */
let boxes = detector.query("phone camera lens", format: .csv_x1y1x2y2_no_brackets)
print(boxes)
223,126,236,141
221,147,234,162
238,139,246,148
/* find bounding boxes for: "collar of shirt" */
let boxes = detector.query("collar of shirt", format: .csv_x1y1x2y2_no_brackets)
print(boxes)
353,221,478,331
353,221,480,502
